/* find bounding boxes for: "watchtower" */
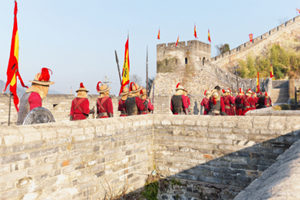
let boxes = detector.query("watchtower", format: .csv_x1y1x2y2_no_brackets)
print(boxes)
156,40,211,73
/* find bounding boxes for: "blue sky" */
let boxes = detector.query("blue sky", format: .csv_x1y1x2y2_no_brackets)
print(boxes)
0,0,299,95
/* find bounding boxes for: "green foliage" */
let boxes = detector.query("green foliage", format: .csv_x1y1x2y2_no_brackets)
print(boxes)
216,43,230,55
237,44,300,79
141,182,159,200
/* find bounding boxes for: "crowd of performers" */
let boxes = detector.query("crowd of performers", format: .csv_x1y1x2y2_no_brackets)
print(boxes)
16,68,272,124
171,83,272,116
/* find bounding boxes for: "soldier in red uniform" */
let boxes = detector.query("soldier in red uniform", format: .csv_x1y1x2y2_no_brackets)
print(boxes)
229,89,236,115
209,86,226,115
264,92,272,107
200,90,211,115
243,89,252,115
125,82,146,116
170,83,189,115
17,68,54,125
183,89,191,114
96,81,113,118
139,87,154,114
118,87,129,117
235,88,244,116
70,82,91,121
223,89,235,115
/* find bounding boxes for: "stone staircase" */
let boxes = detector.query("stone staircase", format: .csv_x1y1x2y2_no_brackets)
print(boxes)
270,80,289,104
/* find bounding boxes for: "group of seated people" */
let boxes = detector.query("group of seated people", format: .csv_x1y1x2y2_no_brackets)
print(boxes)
171,83,272,115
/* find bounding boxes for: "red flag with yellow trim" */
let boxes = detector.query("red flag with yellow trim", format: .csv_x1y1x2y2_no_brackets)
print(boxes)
270,64,274,79
256,72,260,93
4,0,27,112
194,25,198,39
208,29,211,43
249,33,253,42
176,36,179,47
119,37,130,95
157,29,160,40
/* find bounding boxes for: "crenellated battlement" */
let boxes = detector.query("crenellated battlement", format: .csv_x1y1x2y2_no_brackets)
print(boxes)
157,40,211,52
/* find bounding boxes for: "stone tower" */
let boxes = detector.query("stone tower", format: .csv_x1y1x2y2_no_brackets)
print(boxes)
156,40,211,73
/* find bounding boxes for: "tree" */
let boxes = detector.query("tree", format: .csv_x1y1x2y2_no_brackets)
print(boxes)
216,43,230,55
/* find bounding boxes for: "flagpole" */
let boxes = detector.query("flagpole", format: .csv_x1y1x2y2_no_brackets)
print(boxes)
114,50,122,86
146,46,149,95
8,93,12,126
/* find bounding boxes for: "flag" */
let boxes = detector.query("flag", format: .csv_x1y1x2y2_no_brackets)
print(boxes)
297,8,300,14
4,0,27,112
270,64,274,78
249,33,253,42
256,72,260,93
119,37,130,95
176,36,179,47
208,29,211,43
194,25,197,39
157,29,160,40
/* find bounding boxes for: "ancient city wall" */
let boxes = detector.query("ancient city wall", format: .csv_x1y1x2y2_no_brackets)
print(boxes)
0,115,300,199
212,15,300,69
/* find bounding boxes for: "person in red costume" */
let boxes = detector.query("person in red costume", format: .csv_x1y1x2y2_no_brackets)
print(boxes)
235,88,244,116
125,82,146,116
264,92,272,107
118,87,129,117
243,89,252,115
183,89,191,114
70,83,91,121
139,87,154,114
17,68,54,125
209,86,225,115
170,83,189,115
228,89,236,115
200,90,211,115
223,89,235,115
96,81,113,118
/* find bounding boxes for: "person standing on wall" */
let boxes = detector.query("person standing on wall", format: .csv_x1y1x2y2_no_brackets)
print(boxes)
96,81,113,118
125,82,146,116
118,87,129,117
235,88,244,115
170,83,189,115
139,87,154,114
209,86,226,115
17,68,54,125
264,92,272,107
70,82,92,121
183,89,191,114
200,90,211,115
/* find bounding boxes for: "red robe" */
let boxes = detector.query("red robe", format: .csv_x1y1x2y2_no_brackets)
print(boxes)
200,97,210,115
235,95,244,116
118,99,127,117
243,96,251,115
249,96,256,110
70,98,90,120
97,97,113,118
140,99,154,114
170,95,189,114
28,92,42,111
223,95,234,115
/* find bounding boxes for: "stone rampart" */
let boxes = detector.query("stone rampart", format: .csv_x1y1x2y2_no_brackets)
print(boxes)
0,115,300,199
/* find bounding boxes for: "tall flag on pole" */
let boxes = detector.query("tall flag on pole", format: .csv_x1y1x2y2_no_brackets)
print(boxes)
270,64,274,79
157,29,160,40
297,8,300,14
4,0,27,111
208,29,211,43
194,25,197,39
249,33,253,42
119,37,130,95
256,72,260,93
176,36,179,47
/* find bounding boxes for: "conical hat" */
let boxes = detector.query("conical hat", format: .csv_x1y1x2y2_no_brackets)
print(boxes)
30,68,54,86
96,81,110,94
120,87,129,96
129,82,141,93
175,82,185,91
76,82,89,93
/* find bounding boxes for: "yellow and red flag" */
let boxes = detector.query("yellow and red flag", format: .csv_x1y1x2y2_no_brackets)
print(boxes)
176,36,179,47
194,25,197,39
157,29,160,40
208,29,211,43
249,33,253,42
119,37,130,95
297,8,300,14
4,0,27,112
256,72,260,93
270,64,274,79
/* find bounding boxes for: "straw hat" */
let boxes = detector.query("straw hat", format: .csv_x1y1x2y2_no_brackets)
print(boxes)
129,82,141,94
140,87,147,100
76,82,89,93
175,82,185,91
120,87,129,96
30,68,54,86
204,90,211,97
96,81,110,94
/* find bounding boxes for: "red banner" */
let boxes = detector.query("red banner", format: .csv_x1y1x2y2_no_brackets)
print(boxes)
249,33,253,42
194,25,197,39
208,29,211,43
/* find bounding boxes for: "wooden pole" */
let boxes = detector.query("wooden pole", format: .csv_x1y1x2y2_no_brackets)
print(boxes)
114,50,122,85
8,93,12,126
146,46,149,95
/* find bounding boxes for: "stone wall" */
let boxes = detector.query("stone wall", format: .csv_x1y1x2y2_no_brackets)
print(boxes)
0,94,121,125
0,115,300,199
0,115,154,199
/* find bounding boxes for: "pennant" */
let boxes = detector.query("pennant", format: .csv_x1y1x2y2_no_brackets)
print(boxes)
4,0,27,112
176,36,179,47
297,8,300,14
256,72,260,93
119,37,130,95
194,25,197,39
249,33,253,42
208,29,211,43
270,64,274,79
157,29,160,40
